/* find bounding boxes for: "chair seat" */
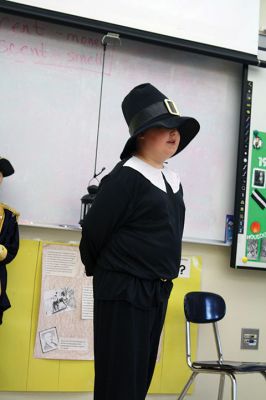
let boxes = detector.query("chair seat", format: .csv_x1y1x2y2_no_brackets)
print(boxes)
192,360,266,372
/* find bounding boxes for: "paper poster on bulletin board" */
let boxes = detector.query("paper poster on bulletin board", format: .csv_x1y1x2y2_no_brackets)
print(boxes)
34,243,94,360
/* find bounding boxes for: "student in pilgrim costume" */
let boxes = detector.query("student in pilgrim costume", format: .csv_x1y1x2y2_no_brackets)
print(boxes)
0,157,19,325
79,83,200,400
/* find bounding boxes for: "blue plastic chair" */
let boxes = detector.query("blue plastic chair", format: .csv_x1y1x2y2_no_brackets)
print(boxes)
177,291,266,400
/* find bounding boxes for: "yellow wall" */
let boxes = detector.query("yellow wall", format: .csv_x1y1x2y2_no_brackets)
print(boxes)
1,227,266,399
0,229,201,396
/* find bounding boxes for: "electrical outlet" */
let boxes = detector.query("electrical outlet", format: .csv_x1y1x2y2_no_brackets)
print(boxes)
241,328,259,350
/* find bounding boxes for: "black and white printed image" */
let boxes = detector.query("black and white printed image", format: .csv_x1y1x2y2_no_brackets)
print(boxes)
246,239,259,260
260,239,266,261
253,136,263,149
39,327,59,353
44,287,76,316
252,169,265,188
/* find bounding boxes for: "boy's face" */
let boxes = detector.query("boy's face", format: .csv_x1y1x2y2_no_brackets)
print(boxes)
138,127,181,160
0,172,3,185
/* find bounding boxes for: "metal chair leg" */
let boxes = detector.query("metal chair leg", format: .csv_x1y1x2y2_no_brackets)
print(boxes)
177,372,198,400
217,374,225,400
228,373,237,400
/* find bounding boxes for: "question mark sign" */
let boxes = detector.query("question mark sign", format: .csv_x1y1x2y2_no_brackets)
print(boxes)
179,265,186,275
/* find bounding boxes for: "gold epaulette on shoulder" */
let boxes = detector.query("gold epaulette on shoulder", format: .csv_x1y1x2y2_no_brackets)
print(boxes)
0,203,20,221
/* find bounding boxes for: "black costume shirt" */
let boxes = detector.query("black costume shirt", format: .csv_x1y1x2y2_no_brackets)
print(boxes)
0,204,20,324
79,155,185,309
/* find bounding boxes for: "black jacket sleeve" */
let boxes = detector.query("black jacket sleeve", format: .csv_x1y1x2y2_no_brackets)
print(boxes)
79,169,134,276
0,210,20,266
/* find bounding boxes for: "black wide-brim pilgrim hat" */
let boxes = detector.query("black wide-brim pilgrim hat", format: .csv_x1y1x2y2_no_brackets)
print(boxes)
120,83,200,160
0,158,15,177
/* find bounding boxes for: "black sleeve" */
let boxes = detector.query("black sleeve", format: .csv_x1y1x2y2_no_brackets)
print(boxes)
0,214,20,266
179,182,186,238
79,169,134,276
179,182,184,197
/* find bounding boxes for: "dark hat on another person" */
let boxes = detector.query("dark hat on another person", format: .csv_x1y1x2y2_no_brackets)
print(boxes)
0,157,15,177
120,83,200,160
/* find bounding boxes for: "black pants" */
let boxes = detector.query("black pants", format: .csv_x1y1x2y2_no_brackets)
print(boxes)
93,298,168,400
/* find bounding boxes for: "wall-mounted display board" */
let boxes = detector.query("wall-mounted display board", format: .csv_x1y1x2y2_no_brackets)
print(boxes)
0,10,244,243
231,65,266,270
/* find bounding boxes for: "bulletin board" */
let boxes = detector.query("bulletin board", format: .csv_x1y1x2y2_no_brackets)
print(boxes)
0,239,202,394
231,65,266,270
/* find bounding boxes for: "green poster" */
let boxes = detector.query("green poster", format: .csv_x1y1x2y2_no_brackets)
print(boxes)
245,130,266,262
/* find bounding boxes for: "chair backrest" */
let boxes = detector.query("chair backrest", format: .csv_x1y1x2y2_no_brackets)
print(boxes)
184,292,226,366
184,291,226,323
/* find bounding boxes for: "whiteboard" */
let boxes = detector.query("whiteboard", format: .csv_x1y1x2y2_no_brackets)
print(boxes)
7,0,260,55
0,12,242,242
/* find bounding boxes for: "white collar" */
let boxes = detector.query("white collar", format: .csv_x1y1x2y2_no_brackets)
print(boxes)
123,155,180,193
